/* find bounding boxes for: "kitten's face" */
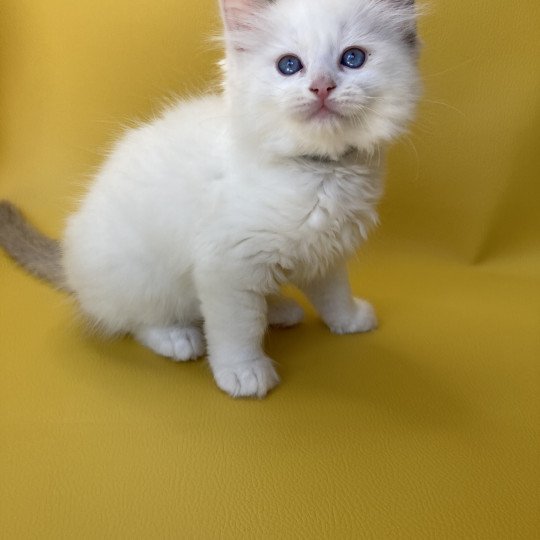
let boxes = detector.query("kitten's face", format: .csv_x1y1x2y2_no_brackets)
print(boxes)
221,0,421,158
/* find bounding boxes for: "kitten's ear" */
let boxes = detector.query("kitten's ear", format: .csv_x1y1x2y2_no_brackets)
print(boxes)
386,0,419,49
219,0,268,31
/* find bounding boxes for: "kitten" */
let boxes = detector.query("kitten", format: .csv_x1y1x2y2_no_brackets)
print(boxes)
0,0,421,398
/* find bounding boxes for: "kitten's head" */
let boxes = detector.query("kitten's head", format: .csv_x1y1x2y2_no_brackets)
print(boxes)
220,0,421,159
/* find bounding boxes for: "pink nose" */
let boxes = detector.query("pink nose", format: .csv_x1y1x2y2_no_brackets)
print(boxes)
310,78,337,101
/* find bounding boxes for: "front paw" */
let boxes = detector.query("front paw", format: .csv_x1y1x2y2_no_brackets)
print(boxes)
212,357,280,398
328,298,378,335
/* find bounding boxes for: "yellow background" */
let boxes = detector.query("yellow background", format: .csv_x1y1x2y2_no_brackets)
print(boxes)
1,1,539,538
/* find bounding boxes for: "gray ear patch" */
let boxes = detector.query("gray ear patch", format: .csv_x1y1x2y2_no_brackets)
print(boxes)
406,30,418,47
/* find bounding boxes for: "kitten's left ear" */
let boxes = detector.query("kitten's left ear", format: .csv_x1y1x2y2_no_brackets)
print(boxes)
386,0,419,49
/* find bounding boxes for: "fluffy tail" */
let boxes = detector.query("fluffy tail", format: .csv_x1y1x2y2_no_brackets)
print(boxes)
0,200,68,291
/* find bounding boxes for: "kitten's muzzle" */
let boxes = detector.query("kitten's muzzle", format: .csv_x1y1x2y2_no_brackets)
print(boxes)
309,77,337,102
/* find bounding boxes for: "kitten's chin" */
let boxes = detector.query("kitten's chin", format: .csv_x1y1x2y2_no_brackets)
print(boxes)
238,102,400,160
286,121,353,160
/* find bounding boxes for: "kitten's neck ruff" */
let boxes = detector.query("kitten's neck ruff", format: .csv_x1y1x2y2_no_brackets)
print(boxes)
297,147,357,165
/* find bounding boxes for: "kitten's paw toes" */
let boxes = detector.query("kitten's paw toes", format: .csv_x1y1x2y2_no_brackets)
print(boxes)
329,298,378,335
213,358,280,398
268,297,304,328
136,325,205,361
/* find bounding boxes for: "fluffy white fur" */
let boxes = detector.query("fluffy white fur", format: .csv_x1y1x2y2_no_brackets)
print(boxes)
63,0,420,397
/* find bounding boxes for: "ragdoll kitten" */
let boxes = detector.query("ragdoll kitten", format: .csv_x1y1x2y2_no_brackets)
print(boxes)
0,0,420,397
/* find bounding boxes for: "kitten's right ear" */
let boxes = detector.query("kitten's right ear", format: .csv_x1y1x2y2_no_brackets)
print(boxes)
219,0,267,32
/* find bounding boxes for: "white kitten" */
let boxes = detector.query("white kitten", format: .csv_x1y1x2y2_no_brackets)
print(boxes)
0,0,421,398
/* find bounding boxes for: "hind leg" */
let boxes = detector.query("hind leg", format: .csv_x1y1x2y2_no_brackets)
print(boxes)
135,324,206,361
267,294,304,328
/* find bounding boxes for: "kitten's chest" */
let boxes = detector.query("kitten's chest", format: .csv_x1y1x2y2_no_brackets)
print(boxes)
270,161,382,281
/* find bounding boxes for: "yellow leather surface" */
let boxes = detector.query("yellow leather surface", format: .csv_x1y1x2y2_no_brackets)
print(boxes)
1,1,538,538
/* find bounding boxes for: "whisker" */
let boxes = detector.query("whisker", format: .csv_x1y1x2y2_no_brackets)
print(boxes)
422,56,479,79
421,98,467,117
402,134,420,184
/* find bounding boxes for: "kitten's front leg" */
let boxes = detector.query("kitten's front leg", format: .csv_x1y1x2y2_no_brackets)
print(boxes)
302,262,378,335
197,274,279,398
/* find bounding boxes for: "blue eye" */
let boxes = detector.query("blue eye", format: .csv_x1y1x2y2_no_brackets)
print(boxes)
277,55,303,76
340,47,367,69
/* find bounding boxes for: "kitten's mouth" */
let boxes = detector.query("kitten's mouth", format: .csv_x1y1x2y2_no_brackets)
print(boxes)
308,102,343,122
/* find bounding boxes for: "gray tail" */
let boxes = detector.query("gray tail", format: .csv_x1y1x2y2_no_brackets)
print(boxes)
0,200,68,291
